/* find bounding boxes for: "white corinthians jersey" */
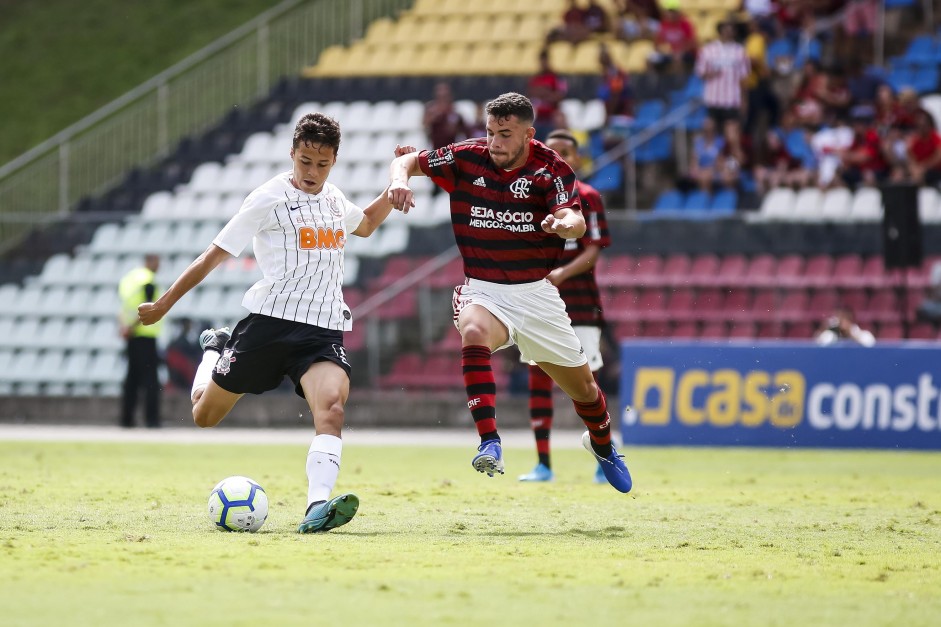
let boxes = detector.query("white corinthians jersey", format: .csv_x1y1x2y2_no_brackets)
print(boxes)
213,172,364,331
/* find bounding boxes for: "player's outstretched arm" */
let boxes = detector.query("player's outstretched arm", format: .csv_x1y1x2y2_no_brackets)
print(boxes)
353,185,401,237
388,150,424,211
137,244,232,325
541,207,586,240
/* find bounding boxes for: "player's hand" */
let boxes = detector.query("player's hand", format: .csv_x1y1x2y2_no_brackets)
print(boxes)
541,214,576,238
394,144,418,157
546,267,565,286
137,302,165,326
388,180,415,214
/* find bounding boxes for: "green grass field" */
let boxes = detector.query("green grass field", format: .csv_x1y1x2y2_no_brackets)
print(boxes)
0,0,275,163
1,439,940,626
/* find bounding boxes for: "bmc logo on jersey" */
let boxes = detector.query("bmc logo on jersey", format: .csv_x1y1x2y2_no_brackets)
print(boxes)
299,227,346,250
509,177,532,199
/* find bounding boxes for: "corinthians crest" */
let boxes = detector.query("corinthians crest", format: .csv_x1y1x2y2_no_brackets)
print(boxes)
214,349,236,375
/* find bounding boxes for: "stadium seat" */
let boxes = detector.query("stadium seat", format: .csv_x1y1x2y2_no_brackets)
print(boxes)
820,188,853,221
654,189,685,212
832,254,864,287
699,321,728,339
659,254,691,283
919,186,941,223
714,254,747,287
802,254,834,288
776,255,805,287
743,254,776,288
760,188,796,220
849,187,882,221
710,188,738,213
728,321,756,339
793,188,823,221
687,254,720,287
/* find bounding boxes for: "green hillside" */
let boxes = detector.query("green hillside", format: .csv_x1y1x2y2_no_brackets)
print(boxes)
0,0,276,164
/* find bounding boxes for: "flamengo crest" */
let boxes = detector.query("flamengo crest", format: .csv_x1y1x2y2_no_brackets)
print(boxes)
509,177,531,199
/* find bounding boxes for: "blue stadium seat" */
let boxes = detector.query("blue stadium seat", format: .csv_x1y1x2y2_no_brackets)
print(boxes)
913,67,939,94
587,161,624,193
888,68,916,93
710,189,738,213
634,133,672,163
634,100,665,130
683,190,710,211
653,189,685,212
885,0,914,8
903,35,935,65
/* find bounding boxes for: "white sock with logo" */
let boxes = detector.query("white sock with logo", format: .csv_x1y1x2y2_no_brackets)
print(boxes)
306,434,342,508
191,351,218,403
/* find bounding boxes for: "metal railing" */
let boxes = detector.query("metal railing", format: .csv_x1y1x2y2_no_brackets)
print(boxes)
0,0,413,253
582,99,702,210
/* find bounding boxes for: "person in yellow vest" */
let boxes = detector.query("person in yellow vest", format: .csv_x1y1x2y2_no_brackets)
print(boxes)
118,254,162,428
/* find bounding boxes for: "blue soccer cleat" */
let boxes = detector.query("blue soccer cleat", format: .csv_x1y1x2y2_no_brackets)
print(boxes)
472,439,504,477
581,431,632,493
297,493,359,533
518,463,554,482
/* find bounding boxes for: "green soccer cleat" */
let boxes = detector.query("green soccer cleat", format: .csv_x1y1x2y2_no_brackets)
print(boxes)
297,493,359,533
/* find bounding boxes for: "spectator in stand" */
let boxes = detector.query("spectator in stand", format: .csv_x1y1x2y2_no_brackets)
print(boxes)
839,105,890,189
423,82,468,196
716,118,753,191
815,308,875,347
597,43,634,130
742,0,775,32
654,1,697,73
894,88,925,132
528,49,569,142
583,0,612,36
696,20,750,127
547,0,591,44
776,0,808,41
689,116,725,192
466,102,487,138
614,0,660,41
744,16,778,139
907,110,941,187
810,111,854,189
793,63,850,128
874,84,899,131
842,0,878,60
754,128,812,193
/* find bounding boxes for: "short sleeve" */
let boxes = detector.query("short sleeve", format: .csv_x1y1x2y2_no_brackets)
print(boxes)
418,145,459,193
580,187,611,249
336,189,365,233
545,161,580,215
213,189,273,257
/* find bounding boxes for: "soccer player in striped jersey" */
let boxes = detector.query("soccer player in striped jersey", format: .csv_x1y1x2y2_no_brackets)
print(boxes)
138,113,410,532
389,93,631,493
516,129,612,483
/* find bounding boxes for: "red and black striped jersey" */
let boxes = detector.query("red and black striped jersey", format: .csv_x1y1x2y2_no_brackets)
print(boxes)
557,180,610,327
417,138,581,284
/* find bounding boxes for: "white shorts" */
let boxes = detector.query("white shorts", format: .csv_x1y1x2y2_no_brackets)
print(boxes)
452,278,588,368
519,325,603,372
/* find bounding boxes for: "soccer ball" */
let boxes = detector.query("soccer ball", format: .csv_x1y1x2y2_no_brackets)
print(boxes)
207,476,269,532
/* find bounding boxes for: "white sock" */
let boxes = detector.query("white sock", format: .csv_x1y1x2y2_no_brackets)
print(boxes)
191,351,218,402
306,434,342,508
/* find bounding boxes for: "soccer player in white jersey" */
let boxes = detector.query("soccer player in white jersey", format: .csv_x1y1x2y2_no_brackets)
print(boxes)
138,113,410,533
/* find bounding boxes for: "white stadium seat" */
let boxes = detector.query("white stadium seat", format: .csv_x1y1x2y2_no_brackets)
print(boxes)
793,188,823,220
850,187,882,221
188,162,223,193
759,187,796,219
919,186,941,223
367,101,399,132
820,188,852,221
141,191,174,219
454,100,477,126
580,100,607,131
394,100,425,132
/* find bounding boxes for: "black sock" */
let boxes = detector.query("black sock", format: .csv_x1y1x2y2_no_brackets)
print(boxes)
538,453,551,469
479,431,500,444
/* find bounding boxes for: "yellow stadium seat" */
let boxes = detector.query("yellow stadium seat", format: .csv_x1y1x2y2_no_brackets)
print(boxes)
409,44,446,75
517,14,551,42
491,15,519,42
453,15,493,45
364,17,395,42
611,39,655,73
572,41,604,74
438,43,474,75
547,41,577,75
305,45,348,77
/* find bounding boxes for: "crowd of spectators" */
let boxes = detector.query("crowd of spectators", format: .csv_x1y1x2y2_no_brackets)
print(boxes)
538,0,939,206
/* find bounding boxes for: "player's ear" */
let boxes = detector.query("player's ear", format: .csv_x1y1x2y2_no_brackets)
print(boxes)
289,147,295,160
526,126,536,141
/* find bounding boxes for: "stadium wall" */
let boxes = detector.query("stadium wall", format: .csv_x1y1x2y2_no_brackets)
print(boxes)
619,341,941,450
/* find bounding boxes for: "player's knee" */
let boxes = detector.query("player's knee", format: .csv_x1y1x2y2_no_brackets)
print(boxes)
571,379,600,404
192,404,218,429
460,322,489,347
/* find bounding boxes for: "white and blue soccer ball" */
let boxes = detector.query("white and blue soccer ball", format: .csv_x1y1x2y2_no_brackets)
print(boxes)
207,476,269,532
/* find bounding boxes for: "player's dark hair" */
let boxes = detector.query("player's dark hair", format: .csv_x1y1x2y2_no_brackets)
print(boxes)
293,113,341,153
485,92,535,125
546,129,579,149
